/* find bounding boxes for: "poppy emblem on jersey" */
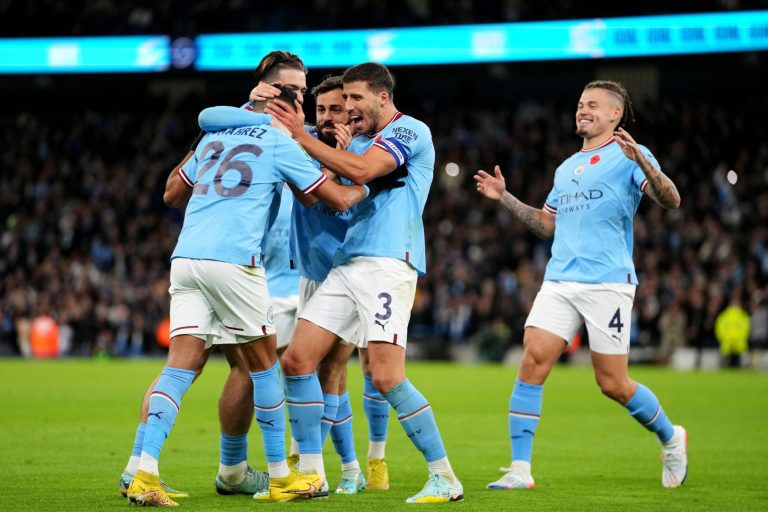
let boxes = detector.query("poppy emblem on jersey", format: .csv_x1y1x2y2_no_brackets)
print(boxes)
590,154,601,165
573,164,586,176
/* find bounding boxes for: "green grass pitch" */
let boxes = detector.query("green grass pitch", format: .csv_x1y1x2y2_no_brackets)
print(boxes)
1,358,767,511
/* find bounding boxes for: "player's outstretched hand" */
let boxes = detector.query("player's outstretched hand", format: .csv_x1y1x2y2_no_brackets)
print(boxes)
249,81,282,104
614,127,643,162
335,123,353,150
474,165,507,201
265,98,307,139
367,167,408,195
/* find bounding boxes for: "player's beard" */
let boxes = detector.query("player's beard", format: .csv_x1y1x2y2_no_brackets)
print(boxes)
575,120,591,138
351,106,381,137
360,108,381,138
316,122,336,147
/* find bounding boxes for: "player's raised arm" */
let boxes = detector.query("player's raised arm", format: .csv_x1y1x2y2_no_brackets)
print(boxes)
266,98,396,185
475,165,555,239
614,127,681,209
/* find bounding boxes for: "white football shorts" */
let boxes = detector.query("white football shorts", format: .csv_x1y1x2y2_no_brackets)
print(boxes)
169,258,276,348
272,294,299,349
525,280,636,355
298,276,322,315
299,276,359,346
299,257,416,349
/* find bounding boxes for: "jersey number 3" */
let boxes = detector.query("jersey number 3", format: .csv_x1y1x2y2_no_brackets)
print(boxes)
192,141,262,198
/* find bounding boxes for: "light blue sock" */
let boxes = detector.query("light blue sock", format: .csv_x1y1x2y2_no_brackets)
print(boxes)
142,367,195,460
509,380,543,463
286,373,324,455
363,375,389,442
220,433,248,466
624,383,675,442
330,391,357,464
320,393,340,446
131,423,146,458
251,361,286,463
383,379,446,462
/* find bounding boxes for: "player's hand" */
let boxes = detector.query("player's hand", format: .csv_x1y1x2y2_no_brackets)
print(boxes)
335,123,353,150
367,167,408,195
249,81,282,104
265,98,307,139
474,165,507,201
614,127,643,162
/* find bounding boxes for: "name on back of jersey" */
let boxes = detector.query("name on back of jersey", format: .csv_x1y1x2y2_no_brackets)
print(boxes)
216,126,267,138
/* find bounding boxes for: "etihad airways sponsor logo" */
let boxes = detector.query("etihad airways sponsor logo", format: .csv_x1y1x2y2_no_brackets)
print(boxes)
557,189,604,213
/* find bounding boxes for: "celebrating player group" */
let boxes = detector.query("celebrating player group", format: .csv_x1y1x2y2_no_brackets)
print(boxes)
118,50,687,506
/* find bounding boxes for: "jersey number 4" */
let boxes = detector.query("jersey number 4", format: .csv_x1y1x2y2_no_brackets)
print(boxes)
192,141,262,198
609,308,624,333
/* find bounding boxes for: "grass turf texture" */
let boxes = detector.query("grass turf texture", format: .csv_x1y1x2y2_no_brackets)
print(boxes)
1,359,766,511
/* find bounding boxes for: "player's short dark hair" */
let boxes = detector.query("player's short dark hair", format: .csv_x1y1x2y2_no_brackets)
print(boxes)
311,75,343,98
584,80,635,128
342,62,394,96
253,50,307,84
252,84,298,112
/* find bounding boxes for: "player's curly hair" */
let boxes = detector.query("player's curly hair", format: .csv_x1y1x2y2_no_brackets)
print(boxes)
311,75,343,98
253,50,307,84
584,80,635,128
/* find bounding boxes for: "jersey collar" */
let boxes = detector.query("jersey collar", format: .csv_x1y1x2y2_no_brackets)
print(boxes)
367,111,403,139
580,136,615,152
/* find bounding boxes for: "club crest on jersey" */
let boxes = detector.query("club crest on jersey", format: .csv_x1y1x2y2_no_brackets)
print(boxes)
573,164,586,176
590,154,601,165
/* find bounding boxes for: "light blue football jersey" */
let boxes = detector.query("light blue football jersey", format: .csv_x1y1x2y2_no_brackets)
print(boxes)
289,131,355,283
290,182,354,283
264,185,300,297
334,112,435,275
171,115,327,267
199,105,349,281
543,138,656,285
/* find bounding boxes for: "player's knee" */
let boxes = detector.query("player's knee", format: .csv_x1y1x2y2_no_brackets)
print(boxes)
596,376,631,402
518,349,549,383
279,348,307,376
371,373,399,395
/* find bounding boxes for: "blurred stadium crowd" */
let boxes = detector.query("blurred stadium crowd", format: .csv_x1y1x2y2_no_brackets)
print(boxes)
1,88,766,361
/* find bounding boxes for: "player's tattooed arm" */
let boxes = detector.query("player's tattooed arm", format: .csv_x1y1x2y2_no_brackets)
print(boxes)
614,127,681,209
500,193,555,239
636,155,681,209
474,165,555,239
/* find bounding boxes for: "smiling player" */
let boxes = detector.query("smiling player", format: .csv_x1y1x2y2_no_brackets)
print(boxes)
475,80,687,491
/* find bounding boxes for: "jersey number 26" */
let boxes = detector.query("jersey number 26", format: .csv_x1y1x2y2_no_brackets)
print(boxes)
192,141,262,198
